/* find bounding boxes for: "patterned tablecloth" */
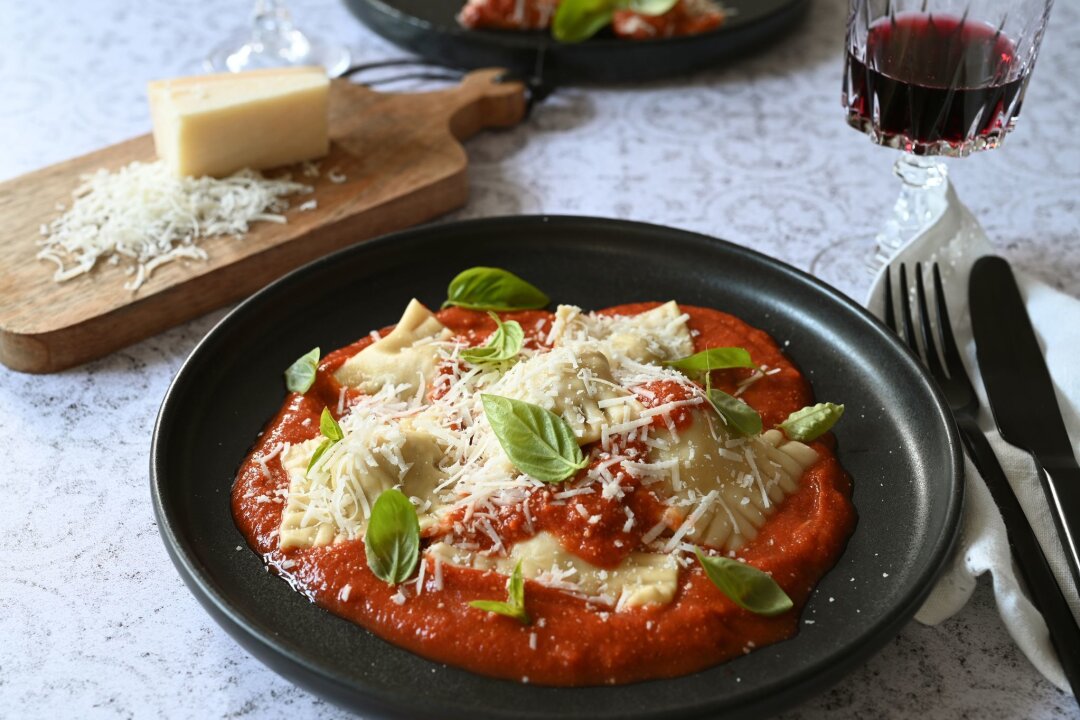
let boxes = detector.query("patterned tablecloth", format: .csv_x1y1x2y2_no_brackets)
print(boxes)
2,0,1078,717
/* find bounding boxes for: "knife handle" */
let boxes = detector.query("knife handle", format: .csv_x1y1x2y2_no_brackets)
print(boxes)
1035,460,1080,596
957,417,1080,695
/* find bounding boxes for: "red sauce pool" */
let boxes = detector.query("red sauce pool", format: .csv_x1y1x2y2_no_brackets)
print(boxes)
232,303,856,685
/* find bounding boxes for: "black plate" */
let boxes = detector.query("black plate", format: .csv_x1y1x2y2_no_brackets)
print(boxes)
342,0,810,84
151,216,962,720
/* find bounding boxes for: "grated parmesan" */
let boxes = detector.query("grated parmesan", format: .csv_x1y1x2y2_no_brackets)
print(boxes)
37,159,313,290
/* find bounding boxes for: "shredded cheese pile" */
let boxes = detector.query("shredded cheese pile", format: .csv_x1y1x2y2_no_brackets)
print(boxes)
37,159,313,291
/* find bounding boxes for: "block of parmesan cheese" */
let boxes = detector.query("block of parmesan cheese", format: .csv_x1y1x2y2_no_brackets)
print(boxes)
149,66,330,178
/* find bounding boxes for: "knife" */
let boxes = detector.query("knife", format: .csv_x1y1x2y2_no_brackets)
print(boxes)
970,255,1080,595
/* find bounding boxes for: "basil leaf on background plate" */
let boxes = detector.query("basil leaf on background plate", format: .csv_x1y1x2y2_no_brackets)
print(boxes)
553,0,616,42
553,0,680,42
625,0,679,15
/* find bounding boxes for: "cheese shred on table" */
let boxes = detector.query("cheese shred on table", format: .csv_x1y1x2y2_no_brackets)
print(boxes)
37,159,313,291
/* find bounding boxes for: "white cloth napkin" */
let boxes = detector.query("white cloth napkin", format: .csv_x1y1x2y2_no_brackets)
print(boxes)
865,184,1080,695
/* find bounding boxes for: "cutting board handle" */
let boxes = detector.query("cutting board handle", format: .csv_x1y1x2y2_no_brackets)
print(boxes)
366,67,526,141
443,68,528,140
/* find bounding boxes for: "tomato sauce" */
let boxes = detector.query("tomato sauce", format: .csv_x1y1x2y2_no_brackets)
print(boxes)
232,303,856,686
611,2,725,39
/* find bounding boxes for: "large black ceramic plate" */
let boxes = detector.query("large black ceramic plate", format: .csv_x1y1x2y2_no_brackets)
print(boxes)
152,216,962,720
342,0,809,84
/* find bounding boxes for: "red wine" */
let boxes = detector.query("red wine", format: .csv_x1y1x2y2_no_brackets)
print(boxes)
844,12,1026,151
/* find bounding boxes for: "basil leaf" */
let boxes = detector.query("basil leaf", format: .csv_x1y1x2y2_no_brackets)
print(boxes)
460,312,525,365
481,394,588,483
306,408,345,475
706,388,763,437
320,407,344,442
284,347,320,393
306,438,332,474
552,0,616,43
664,347,754,373
365,488,420,585
624,0,679,15
469,560,530,624
443,267,549,311
694,548,793,616
779,402,845,442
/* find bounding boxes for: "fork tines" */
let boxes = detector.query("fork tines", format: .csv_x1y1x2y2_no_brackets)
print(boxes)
883,262,976,404
342,58,465,88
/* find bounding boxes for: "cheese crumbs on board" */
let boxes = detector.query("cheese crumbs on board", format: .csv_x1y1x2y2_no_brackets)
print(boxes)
37,160,312,291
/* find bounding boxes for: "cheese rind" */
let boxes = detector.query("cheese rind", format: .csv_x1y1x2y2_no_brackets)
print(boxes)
149,67,330,178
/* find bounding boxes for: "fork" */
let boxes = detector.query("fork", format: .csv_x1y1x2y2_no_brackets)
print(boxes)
885,262,1080,697
341,58,553,116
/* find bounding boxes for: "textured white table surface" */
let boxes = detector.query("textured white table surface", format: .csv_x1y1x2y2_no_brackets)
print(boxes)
2,0,1078,718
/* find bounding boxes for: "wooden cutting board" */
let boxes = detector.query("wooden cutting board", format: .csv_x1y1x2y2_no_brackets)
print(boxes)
0,69,525,374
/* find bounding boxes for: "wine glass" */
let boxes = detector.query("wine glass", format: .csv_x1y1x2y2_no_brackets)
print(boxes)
205,0,352,77
842,0,1055,264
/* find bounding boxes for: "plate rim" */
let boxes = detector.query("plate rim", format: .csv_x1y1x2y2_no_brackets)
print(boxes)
151,214,964,719
344,0,812,83
358,0,808,48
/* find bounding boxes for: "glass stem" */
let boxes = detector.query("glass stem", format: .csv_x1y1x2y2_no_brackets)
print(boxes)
251,0,298,50
204,0,350,76
873,154,951,266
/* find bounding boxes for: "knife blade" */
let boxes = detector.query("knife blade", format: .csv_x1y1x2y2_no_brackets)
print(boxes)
970,254,1080,594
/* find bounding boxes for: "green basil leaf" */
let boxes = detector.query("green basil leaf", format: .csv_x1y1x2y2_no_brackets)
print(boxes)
706,388,763,437
624,0,679,15
664,347,755,373
552,0,616,43
694,548,793,616
365,488,421,585
779,402,844,441
306,408,344,476
481,394,588,483
460,312,525,365
320,407,344,443
443,267,550,311
284,347,320,393
469,560,530,624
306,438,332,474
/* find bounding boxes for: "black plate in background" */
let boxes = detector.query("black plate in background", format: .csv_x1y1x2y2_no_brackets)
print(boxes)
151,216,962,720
342,0,810,84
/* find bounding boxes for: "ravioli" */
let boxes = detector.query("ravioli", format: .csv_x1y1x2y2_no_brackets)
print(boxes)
334,299,452,398
428,532,679,610
278,426,447,549
486,346,635,444
234,296,856,686
548,300,694,366
274,300,827,608
644,411,818,552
